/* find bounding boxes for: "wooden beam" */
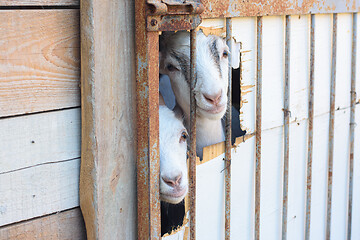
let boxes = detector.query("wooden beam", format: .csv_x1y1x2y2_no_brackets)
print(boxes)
0,208,85,240
80,0,137,239
0,10,80,117
0,1,79,6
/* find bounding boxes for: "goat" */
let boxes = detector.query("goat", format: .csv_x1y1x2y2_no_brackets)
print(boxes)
160,30,231,158
159,94,188,235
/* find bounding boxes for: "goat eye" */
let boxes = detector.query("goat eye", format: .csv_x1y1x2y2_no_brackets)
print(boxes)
180,131,188,143
222,50,229,58
166,64,178,72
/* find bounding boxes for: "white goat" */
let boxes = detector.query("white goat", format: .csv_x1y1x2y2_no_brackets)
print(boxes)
160,30,231,158
159,94,188,204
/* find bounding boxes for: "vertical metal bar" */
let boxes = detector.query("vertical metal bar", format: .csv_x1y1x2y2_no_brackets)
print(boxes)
225,17,232,240
135,0,161,238
347,12,357,240
255,16,263,240
189,29,197,240
305,14,315,240
326,13,337,240
282,15,291,240
147,32,161,239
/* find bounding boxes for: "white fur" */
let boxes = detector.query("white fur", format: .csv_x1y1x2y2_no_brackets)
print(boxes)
159,105,188,204
160,31,230,158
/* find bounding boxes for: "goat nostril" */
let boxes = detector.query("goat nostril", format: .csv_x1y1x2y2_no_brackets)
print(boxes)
175,175,182,185
203,92,222,105
162,177,175,187
162,174,182,187
203,94,214,104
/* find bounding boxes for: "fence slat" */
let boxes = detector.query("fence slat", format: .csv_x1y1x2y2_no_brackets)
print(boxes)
0,208,85,240
0,10,80,117
0,0,78,6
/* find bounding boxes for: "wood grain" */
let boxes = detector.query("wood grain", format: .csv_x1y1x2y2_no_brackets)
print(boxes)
0,108,80,173
0,10,80,117
80,0,137,239
0,0,79,6
0,208,85,240
0,158,80,226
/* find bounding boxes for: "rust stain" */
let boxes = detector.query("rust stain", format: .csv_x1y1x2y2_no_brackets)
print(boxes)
200,0,360,18
110,163,121,194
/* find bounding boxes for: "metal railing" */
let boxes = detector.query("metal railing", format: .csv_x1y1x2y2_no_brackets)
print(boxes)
135,1,359,239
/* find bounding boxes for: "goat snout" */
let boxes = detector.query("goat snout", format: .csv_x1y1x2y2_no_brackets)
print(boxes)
203,91,222,106
162,174,182,188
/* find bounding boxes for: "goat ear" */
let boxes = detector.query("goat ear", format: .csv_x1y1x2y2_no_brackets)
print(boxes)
159,93,166,106
159,51,167,74
230,38,241,69
173,103,184,120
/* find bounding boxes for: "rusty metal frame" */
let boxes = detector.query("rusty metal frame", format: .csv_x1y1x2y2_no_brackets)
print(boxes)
224,17,232,240
347,12,357,240
281,14,291,240
135,0,359,239
305,13,315,240
255,16,263,240
325,13,338,240
199,0,360,19
135,0,203,239
135,0,161,236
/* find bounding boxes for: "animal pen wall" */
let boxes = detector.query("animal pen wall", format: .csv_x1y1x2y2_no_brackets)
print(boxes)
0,1,360,240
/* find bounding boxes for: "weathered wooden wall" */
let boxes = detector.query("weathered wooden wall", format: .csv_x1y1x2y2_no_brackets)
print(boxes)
0,0,136,239
0,4,84,239
80,0,137,239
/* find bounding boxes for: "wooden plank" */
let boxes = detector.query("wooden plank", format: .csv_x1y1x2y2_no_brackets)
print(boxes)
0,158,80,226
80,0,137,239
0,10,80,117
0,0,79,6
0,208,85,240
0,108,80,173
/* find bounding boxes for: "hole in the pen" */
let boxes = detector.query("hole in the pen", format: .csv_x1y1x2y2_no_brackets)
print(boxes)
158,32,248,236
229,41,247,144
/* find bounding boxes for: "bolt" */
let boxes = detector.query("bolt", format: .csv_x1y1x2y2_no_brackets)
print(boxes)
150,19,157,26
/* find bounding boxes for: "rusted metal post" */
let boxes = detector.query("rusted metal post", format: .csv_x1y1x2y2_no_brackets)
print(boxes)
224,17,232,240
347,12,357,240
189,29,197,240
135,0,161,238
282,15,290,240
255,16,263,240
326,13,337,240
305,14,315,240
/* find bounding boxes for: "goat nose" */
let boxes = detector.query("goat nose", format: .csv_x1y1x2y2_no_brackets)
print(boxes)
203,91,222,105
162,174,182,188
